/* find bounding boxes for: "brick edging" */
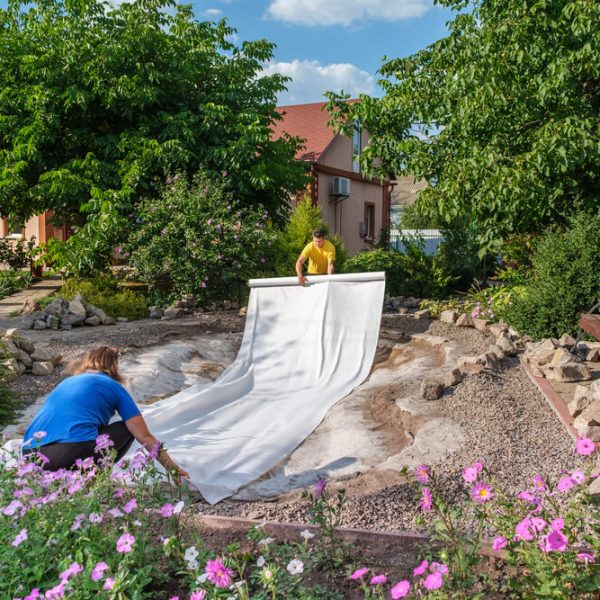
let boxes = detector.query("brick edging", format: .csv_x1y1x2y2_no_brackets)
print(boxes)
523,363,579,442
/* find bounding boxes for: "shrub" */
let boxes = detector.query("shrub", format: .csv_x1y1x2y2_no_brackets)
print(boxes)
504,212,600,339
61,274,148,320
274,195,347,276
0,236,38,272
127,172,276,302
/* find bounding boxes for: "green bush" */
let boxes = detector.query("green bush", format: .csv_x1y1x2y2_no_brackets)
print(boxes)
505,212,600,339
274,195,347,276
127,172,276,302
61,274,148,320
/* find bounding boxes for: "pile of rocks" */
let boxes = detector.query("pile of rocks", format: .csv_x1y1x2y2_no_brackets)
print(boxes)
20,295,115,331
568,380,600,440
0,329,62,379
383,295,421,314
523,334,598,383
149,295,241,320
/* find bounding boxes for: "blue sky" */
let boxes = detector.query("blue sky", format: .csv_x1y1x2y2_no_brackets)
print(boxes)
200,0,455,105
1,0,455,105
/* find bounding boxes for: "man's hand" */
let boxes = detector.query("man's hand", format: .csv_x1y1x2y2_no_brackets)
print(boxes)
298,275,307,286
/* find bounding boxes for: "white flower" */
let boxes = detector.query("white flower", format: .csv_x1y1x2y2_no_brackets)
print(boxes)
196,573,208,585
287,559,304,575
258,537,275,546
88,512,103,523
173,500,185,514
133,520,142,527
187,559,199,570
262,568,273,581
184,546,199,563
256,556,265,567
300,529,315,541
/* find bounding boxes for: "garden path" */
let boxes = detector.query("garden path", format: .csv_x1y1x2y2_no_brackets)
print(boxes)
0,275,62,317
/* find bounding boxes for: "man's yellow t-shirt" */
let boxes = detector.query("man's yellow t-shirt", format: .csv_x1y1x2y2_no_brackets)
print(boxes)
301,240,336,274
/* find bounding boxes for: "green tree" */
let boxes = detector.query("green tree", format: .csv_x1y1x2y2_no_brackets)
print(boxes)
0,0,307,271
327,0,600,254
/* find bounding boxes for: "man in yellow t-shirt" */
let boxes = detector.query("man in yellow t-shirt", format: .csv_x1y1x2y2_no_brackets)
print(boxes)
295,228,336,286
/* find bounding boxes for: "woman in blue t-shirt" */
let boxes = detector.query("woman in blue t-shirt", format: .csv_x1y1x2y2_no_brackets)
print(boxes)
23,346,189,481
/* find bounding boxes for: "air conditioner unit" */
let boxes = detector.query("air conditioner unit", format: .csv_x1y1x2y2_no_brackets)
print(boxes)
331,176,351,197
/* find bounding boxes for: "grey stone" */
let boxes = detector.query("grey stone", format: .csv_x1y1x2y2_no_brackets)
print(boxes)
29,311,47,321
162,307,184,320
568,386,592,418
11,335,35,354
496,333,517,356
545,363,593,383
102,316,115,326
0,358,21,381
557,333,577,348
587,349,600,362
116,317,129,323
31,348,62,364
420,380,443,400
20,316,35,330
44,298,68,318
414,309,431,320
238,306,248,316
68,298,87,318
550,347,578,367
87,305,111,324
591,380,600,402
529,346,556,366
0,339,19,359
231,301,240,310
457,355,487,375
149,306,163,319
587,476,600,498
444,368,463,387
580,426,600,443
472,318,489,331
404,296,420,308
223,300,232,311
46,315,60,329
575,400,600,429
33,319,48,330
456,313,474,327
32,361,54,376
488,322,508,337
14,349,32,367
60,314,86,327
85,316,101,326
440,310,457,324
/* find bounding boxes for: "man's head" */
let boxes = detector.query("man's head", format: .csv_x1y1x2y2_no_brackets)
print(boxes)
312,228,325,247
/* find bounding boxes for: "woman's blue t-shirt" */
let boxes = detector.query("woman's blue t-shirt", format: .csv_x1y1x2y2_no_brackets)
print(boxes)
22,372,140,450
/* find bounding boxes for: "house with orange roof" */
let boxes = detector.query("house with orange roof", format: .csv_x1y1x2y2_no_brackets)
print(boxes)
272,100,392,256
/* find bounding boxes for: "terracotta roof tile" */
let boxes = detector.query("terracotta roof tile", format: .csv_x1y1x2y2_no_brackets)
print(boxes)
272,100,358,162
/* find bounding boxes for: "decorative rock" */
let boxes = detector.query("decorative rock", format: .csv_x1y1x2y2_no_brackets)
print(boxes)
587,476,600,498
528,364,545,378
14,349,32,367
68,298,87,318
149,306,163,319
44,298,68,318
414,309,431,320
557,333,576,348
488,322,508,337
591,380,600,402
568,386,592,418
550,347,578,367
60,314,85,327
538,338,559,352
194,307,205,314
223,300,232,311
545,363,593,383
472,318,489,332
10,334,35,354
440,310,457,324
231,301,240,311
32,361,55,376
0,339,19,358
496,333,517,356
102,316,115,326
580,426,600,442
404,297,420,308
238,306,248,316
116,317,129,323
456,313,474,328
529,345,556,366
31,348,62,365
457,355,487,375
33,320,48,330
444,368,463,387
46,315,60,329
21,297,41,315
587,349,600,362
162,307,184,320
574,400,600,429
207,302,218,312
20,316,35,330
84,316,101,326
420,380,443,401
0,358,21,381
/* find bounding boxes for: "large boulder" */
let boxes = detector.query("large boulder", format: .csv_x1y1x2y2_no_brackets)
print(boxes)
30,348,62,365
44,297,68,318
67,298,87,319
440,310,457,324
60,314,85,328
32,361,54,376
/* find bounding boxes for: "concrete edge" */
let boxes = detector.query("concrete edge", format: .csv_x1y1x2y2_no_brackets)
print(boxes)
523,363,579,442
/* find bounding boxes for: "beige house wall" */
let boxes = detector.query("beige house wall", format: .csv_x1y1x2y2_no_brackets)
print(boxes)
314,133,388,257
1,212,66,244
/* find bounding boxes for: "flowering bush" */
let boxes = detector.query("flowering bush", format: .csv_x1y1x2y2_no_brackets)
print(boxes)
127,172,276,303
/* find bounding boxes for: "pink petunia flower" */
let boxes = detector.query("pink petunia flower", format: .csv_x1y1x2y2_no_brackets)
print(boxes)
576,552,596,564
12,528,28,547
570,470,586,484
103,578,115,590
532,474,546,490
123,498,137,514
470,482,494,504
420,487,432,512
94,434,114,453
116,533,135,553
429,562,449,574
557,476,574,492
515,517,535,541
91,562,109,582
413,560,428,577
415,465,430,483
44,581,66,599
391,580,410,599
205,558,234,588
539,528,568,552
551,518,564,531
492,536,507,551
423,571,443,590
530,517,547,533
190,592,206,600
370,574,387,585
315,478,326,498
23,589,40,600
350,567,368,580
575,437,596,456
160,503,174,517
59,562,83,581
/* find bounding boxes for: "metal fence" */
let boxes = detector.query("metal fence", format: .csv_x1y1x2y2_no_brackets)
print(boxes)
389,228,445,256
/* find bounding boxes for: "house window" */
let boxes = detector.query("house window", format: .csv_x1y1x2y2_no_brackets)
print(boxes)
6,221,24,237
352,121,361,173
364,202,375,240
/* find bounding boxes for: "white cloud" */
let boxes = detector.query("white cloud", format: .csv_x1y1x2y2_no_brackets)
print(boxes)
265,0,431,26
262,59,375,105
204,8,223,16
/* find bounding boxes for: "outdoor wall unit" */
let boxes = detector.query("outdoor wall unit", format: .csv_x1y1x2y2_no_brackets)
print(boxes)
331,176,351,197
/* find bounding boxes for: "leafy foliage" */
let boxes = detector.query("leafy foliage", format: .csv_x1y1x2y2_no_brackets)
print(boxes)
504,212,600,339
0,0,307,271
0,237,37,271
61,274,148,320
327,0,600,254
127,172,275,302
274,195,347,276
